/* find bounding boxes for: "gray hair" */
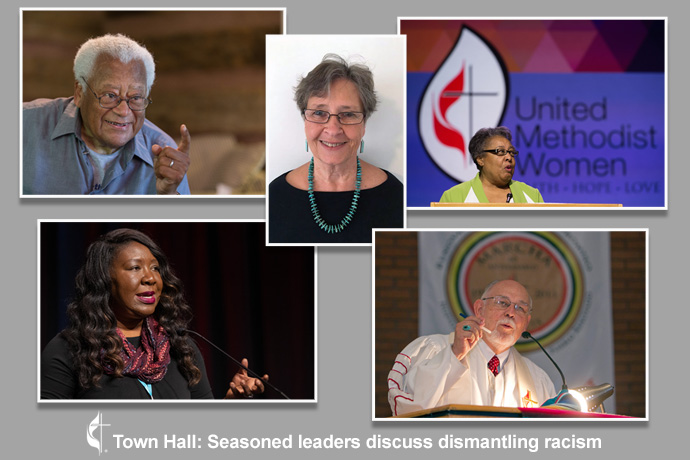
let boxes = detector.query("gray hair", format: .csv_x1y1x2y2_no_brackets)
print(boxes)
480,279,533,310
469,126,512,170
73,34,155,95
294,53,378,119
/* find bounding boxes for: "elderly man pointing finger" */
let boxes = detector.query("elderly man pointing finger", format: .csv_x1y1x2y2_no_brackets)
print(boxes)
23,33,191,195
388,280,556,416
152,124,192,195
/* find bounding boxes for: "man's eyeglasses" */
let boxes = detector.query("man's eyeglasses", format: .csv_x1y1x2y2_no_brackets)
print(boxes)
482,148,519,157
303,109,365,125
81,78,151,111
481,295,532,316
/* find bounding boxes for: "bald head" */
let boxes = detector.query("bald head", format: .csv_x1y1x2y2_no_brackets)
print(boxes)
474,279,533,355
481,280,532,310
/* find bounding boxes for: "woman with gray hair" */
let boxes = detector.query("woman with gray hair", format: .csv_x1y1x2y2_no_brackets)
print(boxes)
268,54,403,244
439,126,544,204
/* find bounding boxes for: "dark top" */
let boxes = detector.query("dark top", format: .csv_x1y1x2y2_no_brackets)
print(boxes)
41,334,213,399
268,169,404,244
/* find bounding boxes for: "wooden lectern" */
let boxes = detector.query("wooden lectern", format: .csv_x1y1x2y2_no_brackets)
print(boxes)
392,404,631,418
430,203,623,208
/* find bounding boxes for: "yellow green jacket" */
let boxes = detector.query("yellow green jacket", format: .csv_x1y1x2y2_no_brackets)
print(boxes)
439,173,544,203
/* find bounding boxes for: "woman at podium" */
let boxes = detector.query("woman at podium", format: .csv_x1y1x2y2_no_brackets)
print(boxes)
439,127,544,204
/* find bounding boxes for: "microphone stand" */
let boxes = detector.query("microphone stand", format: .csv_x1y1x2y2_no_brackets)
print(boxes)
522,331,614,412
522,331,567,391
180,328,291,400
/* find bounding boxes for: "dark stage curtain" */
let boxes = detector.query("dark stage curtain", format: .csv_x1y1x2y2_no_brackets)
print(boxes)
40,221,314,400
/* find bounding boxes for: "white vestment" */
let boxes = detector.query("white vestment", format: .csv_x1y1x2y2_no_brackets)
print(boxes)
388,334,556,416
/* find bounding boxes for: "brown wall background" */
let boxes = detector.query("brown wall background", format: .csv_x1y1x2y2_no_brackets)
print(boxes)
22,10,283,194
374,231,646,418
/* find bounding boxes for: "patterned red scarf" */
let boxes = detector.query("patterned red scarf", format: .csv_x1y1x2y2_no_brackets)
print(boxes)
103,316,171,383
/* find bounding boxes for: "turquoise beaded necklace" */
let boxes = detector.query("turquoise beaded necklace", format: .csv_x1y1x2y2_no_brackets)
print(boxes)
308,156,361,234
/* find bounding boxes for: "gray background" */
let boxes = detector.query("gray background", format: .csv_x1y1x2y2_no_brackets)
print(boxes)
10,1,676,458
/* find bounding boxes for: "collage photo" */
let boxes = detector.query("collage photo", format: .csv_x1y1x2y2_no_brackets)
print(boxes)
13,5,669,460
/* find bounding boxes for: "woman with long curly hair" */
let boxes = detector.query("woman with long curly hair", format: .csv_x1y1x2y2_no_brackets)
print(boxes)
41,228,266,399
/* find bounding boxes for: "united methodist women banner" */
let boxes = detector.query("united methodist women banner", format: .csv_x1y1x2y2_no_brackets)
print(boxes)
403,19,666,208
418,231,616,411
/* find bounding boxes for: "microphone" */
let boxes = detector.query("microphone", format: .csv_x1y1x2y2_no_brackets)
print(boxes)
178,328,290,399
506,193,513,203
522,331,614,412
521,331,567,391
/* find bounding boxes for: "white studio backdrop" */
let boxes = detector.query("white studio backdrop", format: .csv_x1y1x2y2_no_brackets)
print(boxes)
265,34,405,186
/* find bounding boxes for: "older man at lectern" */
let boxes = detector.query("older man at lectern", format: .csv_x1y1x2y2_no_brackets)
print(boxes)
387,280,556,416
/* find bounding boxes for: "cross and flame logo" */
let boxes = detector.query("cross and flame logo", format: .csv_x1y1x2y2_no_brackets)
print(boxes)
419,27,509,182
86,411,110,455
